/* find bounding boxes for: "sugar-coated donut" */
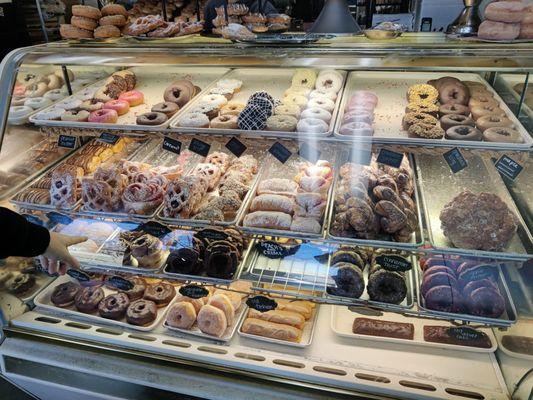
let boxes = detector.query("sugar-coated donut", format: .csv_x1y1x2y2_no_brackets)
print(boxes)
339,121,373,136
307,97,335,112
197,304,227,337
445,125,482,141
201,94,227,109
471,105,505,120
439,103,470,117
274,104,300,118
24,97,51,109
309,89,337,101
71,16,98,31
119,90,144,107
297,117,328,134
88,108,118,123
484,1,524,23
476,114,514,132
80,98,103,112
301,107,332,122
99,15,127,27
266,114,298,131
94,25,121,39
136,112,168,126
483,127,523,143
440,114,475,130
519,23,533,39
72,5,101,20
283,94,308,110
61,109,89,122
104,99,130,115
220,102,245,116
151,101,179,117
60,24,93,39
217,79,243,92
478,20,520,41
315,70,343,93
179,112,209,128
167,302,196,329
210,114,238,129
343,111,373,125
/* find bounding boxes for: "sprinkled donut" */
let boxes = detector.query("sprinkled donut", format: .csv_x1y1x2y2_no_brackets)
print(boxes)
408,123,444,139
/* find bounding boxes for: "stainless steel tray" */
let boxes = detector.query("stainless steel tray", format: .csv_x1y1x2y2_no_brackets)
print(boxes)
333,71,533,150
169,68,347,139
416,152,533,261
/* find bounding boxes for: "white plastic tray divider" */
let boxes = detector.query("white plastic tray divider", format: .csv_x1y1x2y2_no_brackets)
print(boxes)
333,71,533,150
34,275,177,332
415,152,533,261
325,151,425,251
169,68,347,139
330,305,498,354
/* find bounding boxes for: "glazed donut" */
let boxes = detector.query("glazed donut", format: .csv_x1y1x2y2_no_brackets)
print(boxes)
339,122,374,136
478,20,520,41
88,108,118,123
34,107,65,120
315,70,343,93
60,24,93,39
136,112,168,126
217,79,243,92
424,285,463,313
126,299,157,326
469,96,499,109
164,82,193,107
75,286,104,313
402,112,438,130
439,82,470,105
476,114,514,132
439,103,470,117
266,114,298,131
445,125,483,141
44,88,66,101
483,127,523,143
103,99,130,115
197,304,227,337
24,97,52,110
440,114,475,130
99,15,127,27
11,96,26,106
291,69,317,89
167,302,196,329
301,107,332,122
25,82,48,98
274,104,300,119
189,102,219,120
327,263,365,298
343,111,373,125
283,94,308,110
44,74,63,90
144,282,176,307
284,87,311,98
94,25,121,39
405,102,439,117
72,5,101,20
51,282,81,307
408,123,444,139
407,84,438,104
101,3,128,17
119,90,144,107
220,102,245,116
309,89,337,101
80,98,103,112
61,109,89,122
471,105,505,120
116,277,146,301
201,94,227,109
151,101,179,117
210,114,238,129
71,16,98,31
297,117,328,134
484,1,524,23
308,97,335,112
178,112,209,128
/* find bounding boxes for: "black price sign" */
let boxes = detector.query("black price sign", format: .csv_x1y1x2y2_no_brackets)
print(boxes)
22,214,44,227
57,135,77,149
225,137,247,157
67,269,90,282
162,137,182,155
269,141,292,164
246,295,277,313
107,276,134,291
447,327,485,342
298,142,321,163
375,255,412,272
376,149,404,168
255,241,300,259
134,221,171,238
179,284,209,299
495,155,523,181
189,138,211,157
99,132,120,145
195,228,229,242
443,148,468,174
46,211,73,226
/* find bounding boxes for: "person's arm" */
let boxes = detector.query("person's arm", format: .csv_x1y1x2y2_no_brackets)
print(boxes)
203,0,222,33
0,207,50,258
248,0,278,14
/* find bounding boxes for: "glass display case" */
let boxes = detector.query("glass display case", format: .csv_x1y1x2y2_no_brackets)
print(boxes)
0,35,531,400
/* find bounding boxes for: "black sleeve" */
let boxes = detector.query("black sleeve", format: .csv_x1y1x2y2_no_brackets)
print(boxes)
203,0,223,33
0,207,50,259
248,1,278,14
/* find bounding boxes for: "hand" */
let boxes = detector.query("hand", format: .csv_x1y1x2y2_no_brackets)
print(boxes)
38,232,87,275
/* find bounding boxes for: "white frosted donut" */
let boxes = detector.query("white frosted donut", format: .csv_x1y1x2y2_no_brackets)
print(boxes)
59,98,82,110
316,70,343,93
44,88,67,101
309,89,337,101
217,79,243,92
25,82,48,98
61,109,89,122
34,107,66,121
24,97,52,110
9,105,33,120
301,107,332,122
343,111,374,125
179,112,210,128
297,117,329,134
339,122,374,136
308,97,335,112
201,94,228,109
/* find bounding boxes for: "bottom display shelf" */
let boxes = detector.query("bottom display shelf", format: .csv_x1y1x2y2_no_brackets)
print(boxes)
8,306,510,400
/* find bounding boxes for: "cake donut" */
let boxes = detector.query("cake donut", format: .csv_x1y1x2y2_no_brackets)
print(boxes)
61,109,90,122
34,107,65,121
164,81,194,107
101,3,128,17
315,69,343,93
327,263,365,298
466,287,506,318
274,104,300,119
408,123,444,139
291,69,317,89
440,114,475,130
439,103,470,117
80,99,104,112
51,282,81,307
343,111,373,125
421,271,458,297
167,302,196,329
424,285,463,313
197,304,227,337
479,20,521,40
483,127,523,143
120,277,146,301
44,88,66,101
72,4,101,19
284,87,311,98
5,273,35,294
136,112,167,126
211,115,239,129
126,299,157,326
220,102,245,116
297,118,328,134
75,286,104,313
144,283,176,307
438,82,470,105
476,115,514,132
301,107,332,122
367,269,407,304
469,96,499,109
405,102,439,117
283,94,308,110
179,112,209,128
71,15,98,31
151,102,179,117
471,105,505,120
446,126,482,141
98,293,130,319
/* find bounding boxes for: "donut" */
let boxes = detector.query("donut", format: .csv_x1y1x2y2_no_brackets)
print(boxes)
220,102,245,116
519,22,533,39
429,76,461,91
483,127,523,143
208,294,236,326
309,89,337,101
190,102,219,120
9,105,33,122
237,104,269,130
424,265,456,278
164,81,193,107
77,87,97,101
178,112,209,128
60,98,82,110
126,299,157,326
134,112,167,126
167,302,196,329
94,25,121,39
201,94,227,109
297,118,328,134
307,97,335,112
470,88,494,100
99,15,127,27
6,274,35,294
439,82,470,105
439,103,470,117
351,90,378,106
72,5,101,20
101,3,128,17
44,88,66,101
476,115,514,132
339,121,374,136
469,96,499,109
283,94,307,110
60,23,93,39
467,287,505,318
98,294,130,322
471,105,505,120
301,107,332,122
80,98,103,112
327,263,365,298
11,96,27,106
274,104,300,119
74,286,104,313
44,74,63,90
144,282,176,307
124,15,165,36
367,269,407,305
421,272,458,297
24,97,52,110
71,16,98,31
402,112,438,130
463,279,498,298
291,69,316,89
407,84,438,104
103,99,130,115
284,87,311,98
61,109,89,122
210,115,238,129
20,73,44,86
405,102,439,117
315,70,343,93
88,108,118,123
421,257,462,272
440,114,475,130
25,82,48,98
119,277,146,301
424,285,463,313
346,98,375,112
408,123,444,139
343,111,373,125
484,1,524,23
51,282,81,307
266,114,298,131
197,304,227,337
217,79,243,92
119,90,144,107
151,101,179,117
478,20,520,41
208,86,234,100
34,107,65,121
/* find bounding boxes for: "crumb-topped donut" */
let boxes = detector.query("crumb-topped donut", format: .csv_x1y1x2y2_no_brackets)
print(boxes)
405,102,439,117
407,84,438,104
402,112,438,130
408,123,444,139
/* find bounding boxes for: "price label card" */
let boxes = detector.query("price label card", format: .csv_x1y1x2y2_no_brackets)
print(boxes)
246,295,278,313
179,285,209,299
46,211,73,225
443,148,468,173
495,155,523,180
255,241,300,259
67,269,91,282
376,149,404,168
447,327,485,342
57,135,77,149
195,228,229,242
99,132,120,145
269,141,292,163
106,276,134,291
375,254,412,272
189,138,211,157
225,137,247,157
162,137,182,155
298,142,321,163
134,221,171,238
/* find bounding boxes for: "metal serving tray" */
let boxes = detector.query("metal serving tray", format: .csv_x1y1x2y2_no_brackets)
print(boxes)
169,68,347,139
333,71,532,150
416,152,533,261
30,66,230,132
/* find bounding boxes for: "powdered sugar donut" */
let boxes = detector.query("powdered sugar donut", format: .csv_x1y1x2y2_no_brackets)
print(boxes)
179,112,210,128
343,111,374,125
77,87,97,101
24,97,52,110
339,122,374,136
309,89,337,101
315,70,343,93
297,118,329,134
217,79,243,92
301,107,332,122
308,97,335,112
283,94,308,110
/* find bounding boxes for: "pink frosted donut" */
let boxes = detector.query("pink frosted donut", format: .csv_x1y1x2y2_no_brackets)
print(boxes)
88,108,118,123
339,122,374,136
351,91,378,106
14,84,26,96
103,99,130,116
343,111,374,125
119,90,144,106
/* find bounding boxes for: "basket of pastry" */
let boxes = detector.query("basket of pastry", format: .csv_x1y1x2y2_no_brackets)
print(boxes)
327,151,424,249
164,280,252,342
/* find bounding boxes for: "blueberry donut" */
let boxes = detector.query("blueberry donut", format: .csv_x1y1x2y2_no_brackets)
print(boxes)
327,262,365,298
445,125,482,141
440,114,475,130
301,107,332,122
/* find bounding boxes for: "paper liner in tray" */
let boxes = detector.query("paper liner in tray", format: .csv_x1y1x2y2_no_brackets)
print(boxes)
34,275,177,332
331,306,497,354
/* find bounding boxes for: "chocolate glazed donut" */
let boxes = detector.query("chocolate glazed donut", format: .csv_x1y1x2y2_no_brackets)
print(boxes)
143,282,176,307
445,125,482,141
120,277,146,301
424,285,463,313
164,80,194,107
99,293,130,320
440,114,475,131
439,82,470,105
75,286,105,313
126,299,157,326
203,240,240,279
327,262,365,298
51,282,81,307
367,265,407,304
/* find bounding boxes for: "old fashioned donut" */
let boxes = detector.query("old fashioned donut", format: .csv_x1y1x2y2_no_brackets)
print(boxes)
291,69,316,89
167,302,196,329
471,104,505,120
60,24,93,39
101,4,128,17
126,299,157,326
339,121,374,136
151,101,179,117
220,102,245,116
136,112,167,126
429,76,461,91
439,82,470,105
164,81,193,107
440,114,475,130
439,103,470,117
266,114,297,131
274,104,300,119
470,87,494,100
88,108,118,123
178,112,209,128
485,1,524,23
469,96,499,109
476,114,514,132
402,112,438,130
301,107,332,122
71,16,98,31
197,304,227,337
405,102,439,117
483,127,523,143
308,97,335,112
61,109,89,122
466,287,505,318
478,20,520,41
24,97,51,109
445,125,482,141
51,282,81,307
407,84,438,104
80,98,103,112
119,90,144,106
94,25,121,39
408,123,444,139
327,263,365,298
144,282,176,307
99,15,127,27
72,5,101,20
297,117,328,134
25,82,48,98
424,285,463,313
210,114,238,129
75,286,104,313
315,70,343,93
